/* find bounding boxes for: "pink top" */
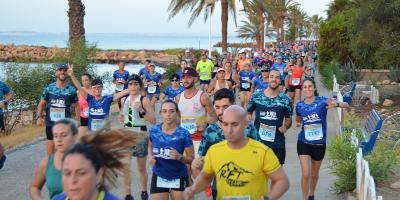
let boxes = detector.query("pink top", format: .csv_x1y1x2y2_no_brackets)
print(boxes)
78,94,89,118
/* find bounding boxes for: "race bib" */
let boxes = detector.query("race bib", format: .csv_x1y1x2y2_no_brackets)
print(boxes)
181,117,197,134
147,85,157,94
259,123,276,142
50,107,65,122
91,119,106,131
222,196,250,200
304,123,323,141
241,82,250,89
156,177,180,189
115,84,124,92
291,78,300,86
200,72,208,76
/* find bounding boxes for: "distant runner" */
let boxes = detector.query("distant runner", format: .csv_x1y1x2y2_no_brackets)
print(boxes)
160,74,185,101
113,62,130,112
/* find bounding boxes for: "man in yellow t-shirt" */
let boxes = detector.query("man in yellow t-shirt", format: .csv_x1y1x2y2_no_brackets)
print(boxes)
184,105,289,200
196,54,214,92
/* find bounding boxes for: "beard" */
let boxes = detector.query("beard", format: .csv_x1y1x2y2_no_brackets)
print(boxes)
183,81,195,89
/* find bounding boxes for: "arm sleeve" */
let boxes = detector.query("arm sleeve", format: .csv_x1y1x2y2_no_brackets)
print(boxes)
284,97,293,117
263,148,281,175
41,87,48,100
198,129,211,156
247,94,256,113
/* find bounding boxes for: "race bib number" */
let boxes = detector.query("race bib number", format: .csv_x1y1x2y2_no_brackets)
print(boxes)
304,123,323,141
291,78,300,86
147,85,157,94
200,72,208,76
259,123,276,142
156,177,180,189
181,117,197,134
91,119,106,131
222,196,250,200
50,107,65,122
115,84,124,92
241,82,250,89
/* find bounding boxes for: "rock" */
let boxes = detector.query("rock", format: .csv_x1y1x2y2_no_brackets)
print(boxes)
382,80,391,85
390,180,400,189
391,82,398,85
380,108,389,114
382,99,394,107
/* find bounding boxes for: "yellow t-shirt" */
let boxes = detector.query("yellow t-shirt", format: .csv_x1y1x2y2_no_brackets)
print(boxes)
203,139,281,200
196,59,214,81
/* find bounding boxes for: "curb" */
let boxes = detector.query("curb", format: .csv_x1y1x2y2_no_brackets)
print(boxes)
4,137,45,154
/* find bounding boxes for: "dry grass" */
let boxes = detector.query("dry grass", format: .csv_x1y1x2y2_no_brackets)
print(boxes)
1,125,44,150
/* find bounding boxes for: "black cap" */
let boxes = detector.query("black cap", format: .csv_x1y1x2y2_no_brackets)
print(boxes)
91,79,103,87
127,74,143,87
56,63,68,70
182,67,199,78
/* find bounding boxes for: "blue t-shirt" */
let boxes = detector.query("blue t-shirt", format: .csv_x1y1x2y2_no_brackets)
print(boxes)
271,62,287,80
144,72,162,95
138,67,149,77
247,92,292,149
0,81,11,114
253,78,269,93
150,124,193,179
238,70,255,89
113,70,130,90
87,94,114,131
162,85,185,100
296,96,328,144
41,83,78,126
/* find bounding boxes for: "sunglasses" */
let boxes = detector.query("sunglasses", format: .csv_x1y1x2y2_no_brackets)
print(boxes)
170,79,179,82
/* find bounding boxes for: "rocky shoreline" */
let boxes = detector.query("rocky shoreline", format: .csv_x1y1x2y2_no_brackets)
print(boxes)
0,43,179,66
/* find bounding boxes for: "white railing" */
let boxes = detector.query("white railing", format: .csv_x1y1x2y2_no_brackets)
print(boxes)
370,85,379,104
356,148,383,200
333,75,343,125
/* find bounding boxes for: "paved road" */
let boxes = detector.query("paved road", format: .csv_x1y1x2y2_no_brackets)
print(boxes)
0,73,343,199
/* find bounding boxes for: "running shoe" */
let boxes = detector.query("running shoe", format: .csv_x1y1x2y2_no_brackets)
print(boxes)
0,155,6,170
141,191,148,200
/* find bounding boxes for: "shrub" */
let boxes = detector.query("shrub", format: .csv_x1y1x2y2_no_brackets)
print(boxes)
318,62,345,90
164,48,184,55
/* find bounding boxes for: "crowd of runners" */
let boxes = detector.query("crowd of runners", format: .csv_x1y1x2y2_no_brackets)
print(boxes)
0,41,351,200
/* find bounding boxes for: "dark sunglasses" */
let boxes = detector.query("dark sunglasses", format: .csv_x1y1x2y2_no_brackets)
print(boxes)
170,79,179,82
261,70,269,72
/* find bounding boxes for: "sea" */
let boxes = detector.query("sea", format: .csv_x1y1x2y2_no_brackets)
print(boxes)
0,32,245,50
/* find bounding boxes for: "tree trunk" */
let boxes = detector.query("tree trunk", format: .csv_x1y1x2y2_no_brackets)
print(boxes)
221,0,228,53
68,0,85,44
256,9,264,49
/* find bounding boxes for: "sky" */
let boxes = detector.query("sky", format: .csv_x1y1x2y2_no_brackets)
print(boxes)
0,0,332,36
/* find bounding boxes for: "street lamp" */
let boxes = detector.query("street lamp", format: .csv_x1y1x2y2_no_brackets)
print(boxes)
205,0,214,58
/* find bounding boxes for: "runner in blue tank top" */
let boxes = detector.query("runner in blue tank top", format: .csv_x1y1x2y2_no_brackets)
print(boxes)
295,78,349,200
160,74,185,101
238,62,255,108
144,63,162,109
68,64,129,131
148,100,194,199
113,62,130,112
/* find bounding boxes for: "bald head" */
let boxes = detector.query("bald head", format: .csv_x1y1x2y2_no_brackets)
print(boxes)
223,105,247,121
221,105,248,146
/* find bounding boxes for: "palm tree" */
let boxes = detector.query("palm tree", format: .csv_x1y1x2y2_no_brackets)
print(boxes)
265,0,299,42
309,14,323,40
68,0,85,44
168,0,240,52
288,6,309,41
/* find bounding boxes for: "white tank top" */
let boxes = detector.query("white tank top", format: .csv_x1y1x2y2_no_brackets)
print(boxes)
214,79,229,92
122,95,146,129
178,90,207,135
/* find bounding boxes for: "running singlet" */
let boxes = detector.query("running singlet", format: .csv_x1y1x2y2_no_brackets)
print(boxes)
253,78,269,93
271,63,287,80
45,154,62,199
296,96,328,144
144,72,162,95
247,92,292,149
78,94,89,118
113,70,129,91
150,124,193,179
239,70,255,91
122,95,147,131
289,65,304,86
196,60,214,81
203,139,281,199
138,67,149,77
162,85,185,100
198,123,260,157
178,90,207,141
52,191,119,200
41,83,78,126
87,94,114,131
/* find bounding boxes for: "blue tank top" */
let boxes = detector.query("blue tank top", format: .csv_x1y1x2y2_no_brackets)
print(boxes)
162,85,185,100
254,77,269,93
296,96,328,144
113,70,130,90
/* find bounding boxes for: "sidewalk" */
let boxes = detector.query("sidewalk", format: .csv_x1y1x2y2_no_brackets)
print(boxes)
281,74,343,199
